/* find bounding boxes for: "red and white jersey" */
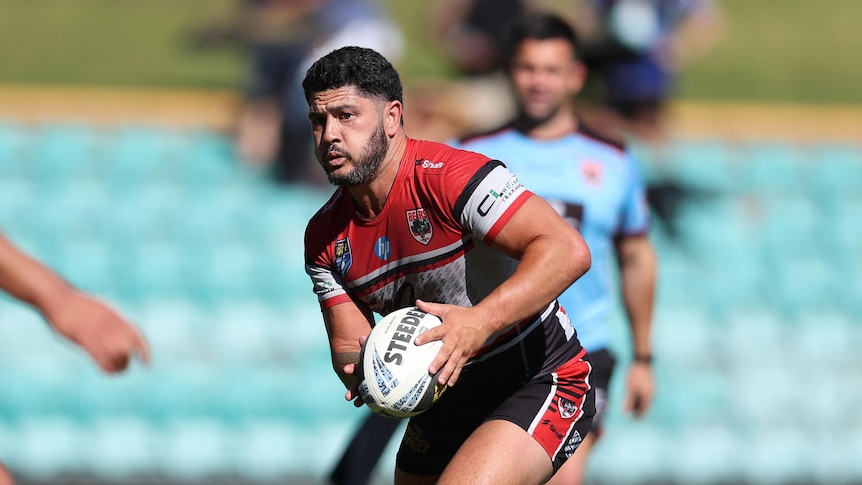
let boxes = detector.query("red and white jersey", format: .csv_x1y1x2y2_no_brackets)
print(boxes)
305,138,575,358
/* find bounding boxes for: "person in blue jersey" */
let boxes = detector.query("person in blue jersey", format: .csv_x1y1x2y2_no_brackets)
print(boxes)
454,12,657,485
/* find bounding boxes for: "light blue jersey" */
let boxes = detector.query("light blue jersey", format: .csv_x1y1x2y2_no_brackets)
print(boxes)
454,124,650,352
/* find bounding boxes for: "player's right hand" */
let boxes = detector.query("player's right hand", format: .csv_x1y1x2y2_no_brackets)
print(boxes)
343,334,368,407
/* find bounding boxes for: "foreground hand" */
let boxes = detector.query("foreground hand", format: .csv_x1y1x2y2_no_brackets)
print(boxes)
624,362,655,418
343,334,368,407
46,291,150,374
412,299,491,387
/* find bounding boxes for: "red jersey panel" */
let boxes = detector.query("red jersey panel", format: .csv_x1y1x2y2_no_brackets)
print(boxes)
304,138,563,357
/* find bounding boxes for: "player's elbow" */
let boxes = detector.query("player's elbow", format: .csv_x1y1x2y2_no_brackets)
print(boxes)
564,230,592,284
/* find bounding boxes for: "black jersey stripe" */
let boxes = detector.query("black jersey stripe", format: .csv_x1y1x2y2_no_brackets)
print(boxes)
453,159,505,219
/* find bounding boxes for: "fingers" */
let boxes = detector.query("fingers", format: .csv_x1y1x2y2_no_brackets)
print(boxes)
345,387,365,407
412,299,444,346
623,385,654,418
133,327,151,366
414,300,477,387
428,345,467,387
415,299,442,316
89,322,150,375
623,393,640,416
441,352,466,387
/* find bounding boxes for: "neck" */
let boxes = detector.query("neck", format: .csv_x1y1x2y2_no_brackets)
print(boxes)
514,103,578,141
348,133,409,218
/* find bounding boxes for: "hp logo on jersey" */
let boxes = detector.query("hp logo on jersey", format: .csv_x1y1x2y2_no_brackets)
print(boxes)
375,236,392,260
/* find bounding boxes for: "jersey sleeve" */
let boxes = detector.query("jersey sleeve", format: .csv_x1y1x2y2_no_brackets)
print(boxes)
304,220,353,310
449,158,533,246
617,152,651,236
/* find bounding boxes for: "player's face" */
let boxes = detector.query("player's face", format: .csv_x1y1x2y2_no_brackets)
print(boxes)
308,86,391,186
509,38,585,123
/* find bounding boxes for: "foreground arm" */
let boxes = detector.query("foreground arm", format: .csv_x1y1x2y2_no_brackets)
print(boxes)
0,233,149,373
323,301,375,404
416,195,591,386
616,233,657,417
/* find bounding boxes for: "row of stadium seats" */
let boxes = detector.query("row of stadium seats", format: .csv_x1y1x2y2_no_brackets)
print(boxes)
1,122,860,484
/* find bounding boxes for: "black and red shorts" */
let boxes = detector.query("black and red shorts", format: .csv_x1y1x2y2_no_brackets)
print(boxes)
395,308,595,475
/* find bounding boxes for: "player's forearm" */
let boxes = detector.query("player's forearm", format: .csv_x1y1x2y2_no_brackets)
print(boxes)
477,232,591,334
619,242,657,358
0,234,74,318
332,350,361,390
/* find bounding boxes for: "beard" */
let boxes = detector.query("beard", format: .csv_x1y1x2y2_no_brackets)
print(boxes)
518,99,563,128
323,121,389,186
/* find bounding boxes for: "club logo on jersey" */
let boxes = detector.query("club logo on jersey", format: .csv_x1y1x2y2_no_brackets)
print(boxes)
334,237,353,275
558,396,579,419
406,208,433,245
581,160,603,186
374,236,392,260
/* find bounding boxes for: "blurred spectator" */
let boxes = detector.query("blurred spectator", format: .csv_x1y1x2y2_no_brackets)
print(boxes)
406,0,542,140
0,232,149,485
197,0,404,184
569,0,723,143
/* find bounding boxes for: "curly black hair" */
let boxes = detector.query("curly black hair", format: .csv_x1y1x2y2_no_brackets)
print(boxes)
505,13,581,62
302,46,403,104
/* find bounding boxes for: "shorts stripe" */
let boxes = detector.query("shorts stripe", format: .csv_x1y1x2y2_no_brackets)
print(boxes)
525,349,594,468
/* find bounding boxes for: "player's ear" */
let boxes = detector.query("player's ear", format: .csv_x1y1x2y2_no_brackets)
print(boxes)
384,100,403,136
569,60,588,93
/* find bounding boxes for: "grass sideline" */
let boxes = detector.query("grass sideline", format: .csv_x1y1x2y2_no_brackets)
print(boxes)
0,0,861,104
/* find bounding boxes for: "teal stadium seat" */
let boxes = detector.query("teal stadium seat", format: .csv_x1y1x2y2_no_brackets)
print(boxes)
105,126,186,187
11,418,88,479
71,368,154,422
739,427,812,484
588,422,672,484
663,138,738,193
231,421,314,481
179,130,241,188
740,141,809,195
0,123,30,176
652,307,719,367
808,143,862,207
669,425,741,484
158,419,234,480
758,194,821,260
626,141,661,183
29,124,102,186
723,308,786,371
142,364,223,424
83,418,159,478
771,256,839,317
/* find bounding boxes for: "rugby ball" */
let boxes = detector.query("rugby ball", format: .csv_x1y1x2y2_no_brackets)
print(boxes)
357,306,447,418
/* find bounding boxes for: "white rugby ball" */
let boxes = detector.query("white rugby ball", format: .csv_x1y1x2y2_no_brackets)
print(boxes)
358,306,447,418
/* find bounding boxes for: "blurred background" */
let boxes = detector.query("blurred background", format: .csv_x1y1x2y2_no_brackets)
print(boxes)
0,0,861,484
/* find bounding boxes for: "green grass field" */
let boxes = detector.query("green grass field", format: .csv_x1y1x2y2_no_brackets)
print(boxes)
0,0,860,104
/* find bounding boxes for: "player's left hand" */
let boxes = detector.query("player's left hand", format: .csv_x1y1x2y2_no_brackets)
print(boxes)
412,299,491,388
624,361,655,418
45,290,150,374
